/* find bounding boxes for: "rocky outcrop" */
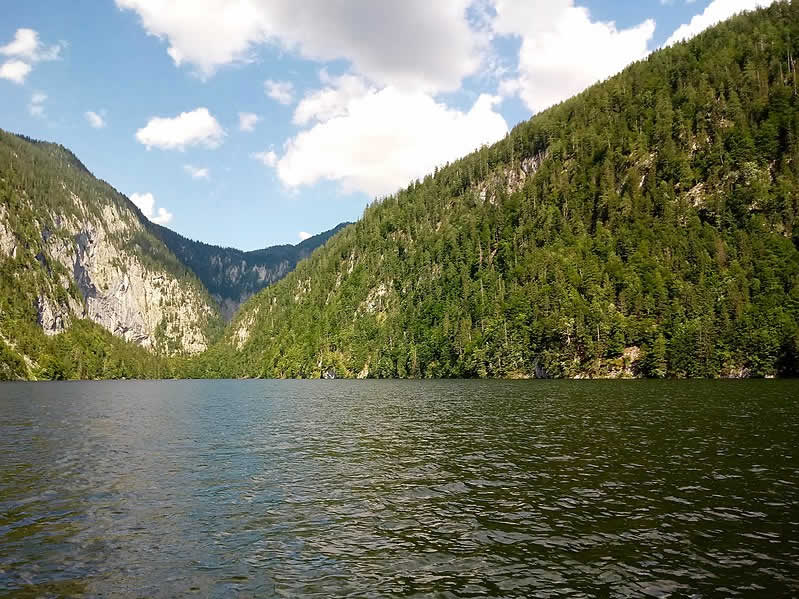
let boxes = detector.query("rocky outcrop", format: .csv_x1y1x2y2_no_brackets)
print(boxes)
35,295,70,335
40,197,214,353
1,166,217,354
476,150,548,205
0,205,17,259
233,306,259,350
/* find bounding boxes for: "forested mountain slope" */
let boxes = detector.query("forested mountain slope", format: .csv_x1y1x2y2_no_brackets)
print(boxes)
0,130,221,378
220,2,799,379
150,222,350,319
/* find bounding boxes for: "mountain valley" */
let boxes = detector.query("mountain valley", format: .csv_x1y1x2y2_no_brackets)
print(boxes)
2,2,799,380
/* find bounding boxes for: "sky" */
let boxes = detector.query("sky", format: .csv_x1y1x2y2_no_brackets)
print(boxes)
1,0,776,250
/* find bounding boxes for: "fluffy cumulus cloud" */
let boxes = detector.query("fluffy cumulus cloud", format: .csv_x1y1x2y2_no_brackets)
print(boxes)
298,231,312,241
665,0,776,46
135,107,225,150
0,28,60,61
85,110,106,128
129,192,173,225
238,111,260,132
493,0,655,114
115,0,482,91
265,79,294,105
0,60,31,84
184,164,210,179
293,72,370,126
274,77,508,197
0,28,61,84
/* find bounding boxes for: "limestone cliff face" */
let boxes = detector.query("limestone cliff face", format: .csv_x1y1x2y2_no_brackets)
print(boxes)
0,206,17,258
1,194,215,353
57,203,213,352
0,133,219,354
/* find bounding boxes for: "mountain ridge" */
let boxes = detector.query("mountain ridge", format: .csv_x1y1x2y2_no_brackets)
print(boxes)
2,2,799,380
211,1,799,379
0,129,347,378
149,221,350,320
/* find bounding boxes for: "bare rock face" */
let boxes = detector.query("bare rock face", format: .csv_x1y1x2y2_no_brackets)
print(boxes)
0,206,17,259
45,200,213,353
474,150,548,206
36,295,69,335
1,190,215,355
233,306,259,350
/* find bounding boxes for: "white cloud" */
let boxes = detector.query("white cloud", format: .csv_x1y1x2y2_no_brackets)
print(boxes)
298,231,312,241
115,0,265,77
273,78,508,197
135,107,225,150
265,79,294,105
184,164,210,179
0,29,40,60
493,1,655,115
0,28,62,85
0,60,31,84
251,150,277,167
0,28,61,62
129,192,173,225
665,0,774,46
28,92,46,117
85,110,106,128
238,111,260,132
151,207,173,225
293,72,370,125
115,0,483,91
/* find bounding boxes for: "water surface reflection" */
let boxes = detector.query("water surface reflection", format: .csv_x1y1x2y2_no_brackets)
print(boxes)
1,380,797,597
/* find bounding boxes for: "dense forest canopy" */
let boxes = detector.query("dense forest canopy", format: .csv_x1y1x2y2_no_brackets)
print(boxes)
212,1,799,380
2,2,799,380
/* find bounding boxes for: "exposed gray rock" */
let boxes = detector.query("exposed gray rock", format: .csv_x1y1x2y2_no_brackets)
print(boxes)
0,206,18,259
36,295,68,335
21,194,214,354
474,150,548,206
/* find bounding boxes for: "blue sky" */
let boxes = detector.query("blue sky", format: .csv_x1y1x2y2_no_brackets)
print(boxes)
1,0,773,250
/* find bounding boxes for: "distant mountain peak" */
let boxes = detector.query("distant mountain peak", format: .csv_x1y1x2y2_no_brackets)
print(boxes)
149,221,351,320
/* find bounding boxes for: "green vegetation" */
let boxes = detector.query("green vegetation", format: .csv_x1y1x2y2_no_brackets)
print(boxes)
0,129,342,379
150,221,349,318
217,1,799,379
0,130,221,377
2,2,799,380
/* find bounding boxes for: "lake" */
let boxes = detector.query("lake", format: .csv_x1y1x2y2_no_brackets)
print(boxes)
1,380,797,597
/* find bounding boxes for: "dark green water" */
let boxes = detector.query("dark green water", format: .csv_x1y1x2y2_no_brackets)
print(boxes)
1,380,797,597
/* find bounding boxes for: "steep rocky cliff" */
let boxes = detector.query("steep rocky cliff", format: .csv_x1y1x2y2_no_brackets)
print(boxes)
0,131,220,356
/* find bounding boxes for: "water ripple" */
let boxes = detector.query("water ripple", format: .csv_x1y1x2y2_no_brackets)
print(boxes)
0,379,797,597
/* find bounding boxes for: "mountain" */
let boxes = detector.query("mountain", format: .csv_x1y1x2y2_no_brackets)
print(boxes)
219,1,799,379
0,130,224,378
0,129,348,380
3,3,799,381
149,222,350,320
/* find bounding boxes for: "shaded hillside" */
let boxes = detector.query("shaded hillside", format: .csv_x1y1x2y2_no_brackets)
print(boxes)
150,222,350,319
0,130,221,378
218,1,799,379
